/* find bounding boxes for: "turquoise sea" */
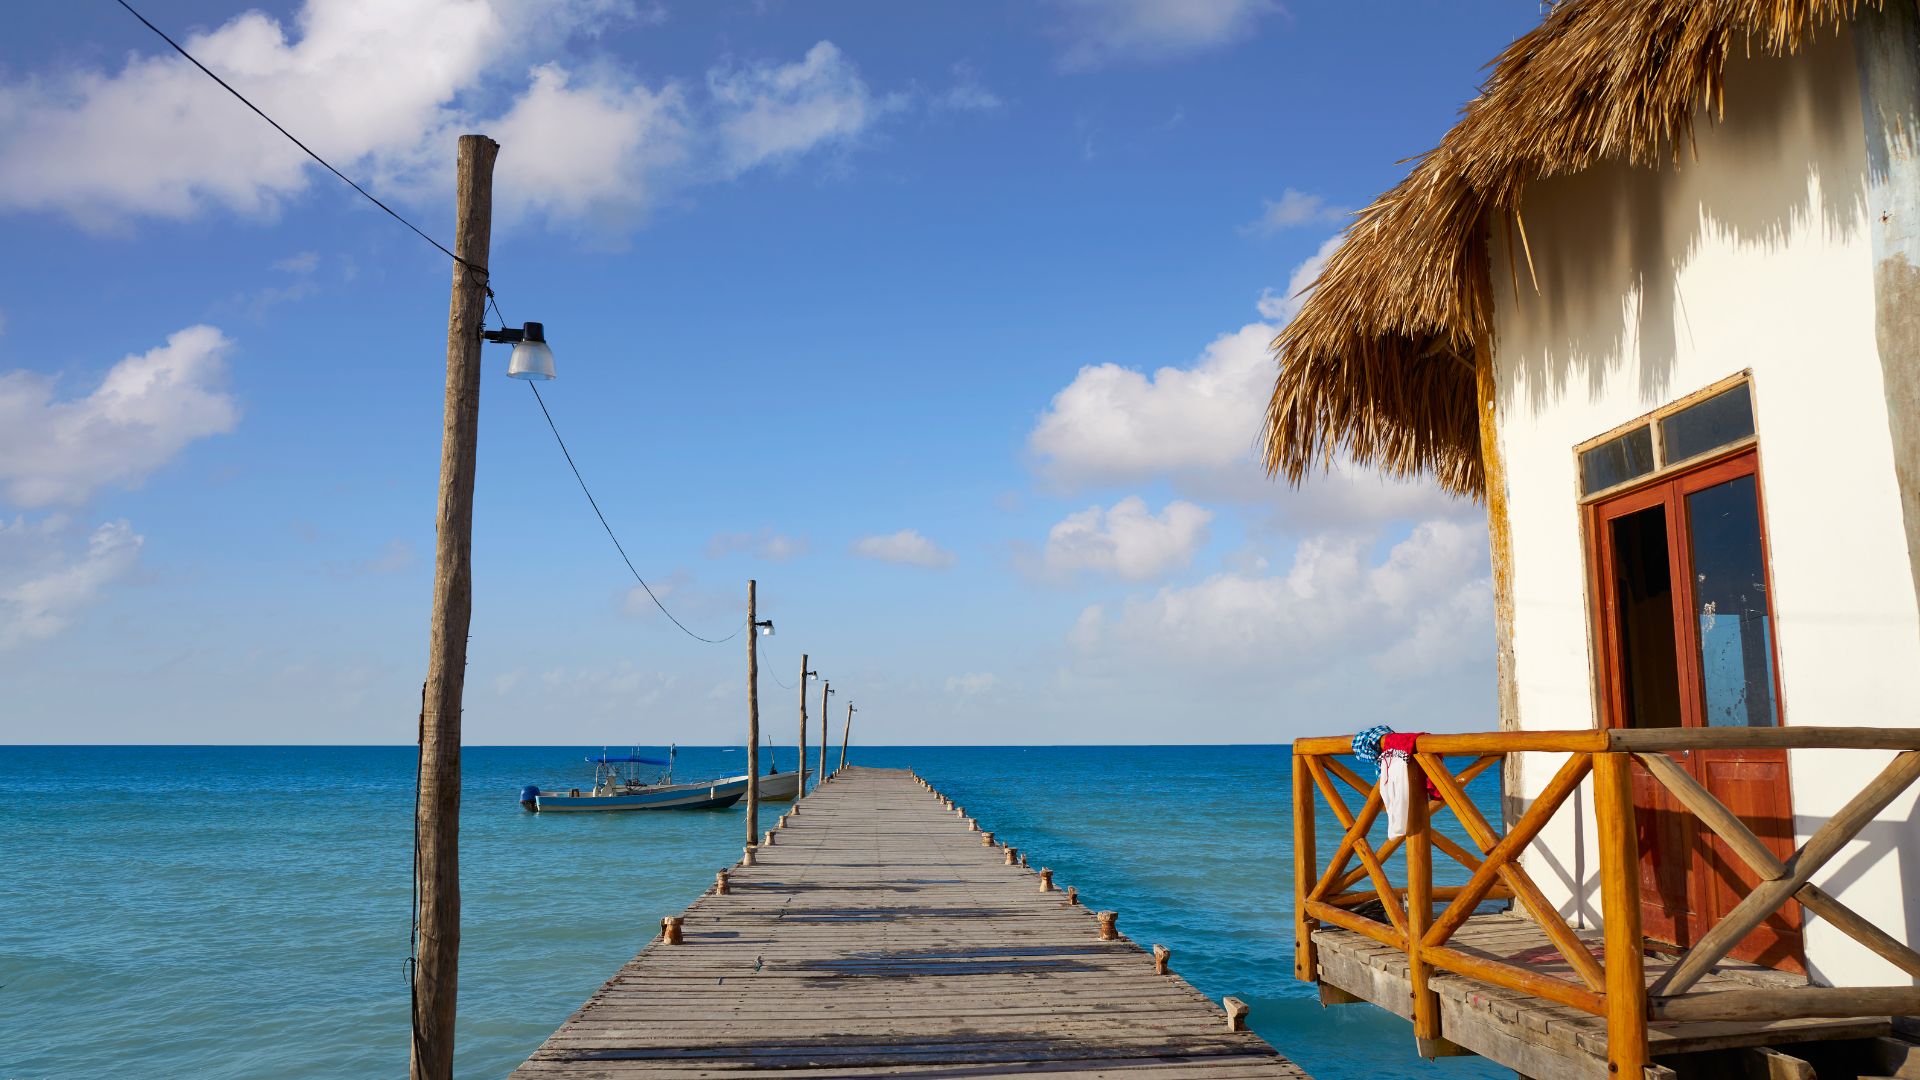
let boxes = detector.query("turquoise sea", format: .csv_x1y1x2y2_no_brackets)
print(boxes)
0,745,1505,1079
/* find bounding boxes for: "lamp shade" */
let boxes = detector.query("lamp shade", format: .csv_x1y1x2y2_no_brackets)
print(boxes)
507,321,555,380
508,340,555,380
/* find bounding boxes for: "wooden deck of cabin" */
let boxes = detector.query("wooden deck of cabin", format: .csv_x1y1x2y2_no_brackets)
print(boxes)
1313,913,1895,1080
509,766,1309,1079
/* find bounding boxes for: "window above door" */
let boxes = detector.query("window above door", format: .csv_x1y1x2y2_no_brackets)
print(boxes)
1577,374,1757,501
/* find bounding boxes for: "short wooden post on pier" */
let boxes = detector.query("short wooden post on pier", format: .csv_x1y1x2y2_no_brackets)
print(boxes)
1153,944,1171,975
1038,868,1054,892
660,916,683,945
1224,996,1250,1032
1005,847,1019,865
1097,910,1119,941
714,870,728,895
1067,885,1078,905
982,831,994,846
741,845,756,866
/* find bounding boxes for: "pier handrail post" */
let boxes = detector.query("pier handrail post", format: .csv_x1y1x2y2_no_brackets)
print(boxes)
1291,743,1317,983
746,579,760,846
1595,750,1649,1079
1406,752,1442,1056
797,652,808,800
411,131,497,1080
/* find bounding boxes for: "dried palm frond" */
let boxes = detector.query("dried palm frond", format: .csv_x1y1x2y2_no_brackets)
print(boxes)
1263,0,1866,498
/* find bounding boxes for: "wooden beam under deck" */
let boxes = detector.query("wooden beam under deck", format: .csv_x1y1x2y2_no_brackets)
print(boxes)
509,767,1311,1079
1310,914,1895,1080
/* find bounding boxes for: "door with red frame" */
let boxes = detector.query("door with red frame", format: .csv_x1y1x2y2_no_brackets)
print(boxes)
1586,448,1803,972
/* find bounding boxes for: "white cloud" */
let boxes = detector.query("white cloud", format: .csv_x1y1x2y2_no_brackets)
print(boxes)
0,325,239,508
0,2,896,237
1031,319,1273,488
1043,497,1212,582
931,64,1003,112
1051,0,1279,70
945,672,1000,696
851,528,955,569
0,516,144,649
706,527,808,562
709,42,892,176
1248,188,1345,234
273,251,320,274
484,63,689,231
1027,237,1471,528
1071,519,1491,676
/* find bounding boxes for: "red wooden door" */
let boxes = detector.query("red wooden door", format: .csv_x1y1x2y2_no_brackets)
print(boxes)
1587,449,1802,970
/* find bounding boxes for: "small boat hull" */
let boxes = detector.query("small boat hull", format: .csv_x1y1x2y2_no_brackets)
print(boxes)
715,769,809,802
529,778,746,812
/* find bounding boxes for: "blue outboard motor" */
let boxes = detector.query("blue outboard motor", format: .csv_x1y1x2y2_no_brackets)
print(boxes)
519,784,541,812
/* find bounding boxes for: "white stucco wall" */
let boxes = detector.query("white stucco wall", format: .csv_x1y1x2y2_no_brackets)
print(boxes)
1488,22,1920,987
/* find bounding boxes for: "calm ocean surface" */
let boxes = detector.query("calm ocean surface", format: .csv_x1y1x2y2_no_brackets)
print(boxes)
1,745,1505,1079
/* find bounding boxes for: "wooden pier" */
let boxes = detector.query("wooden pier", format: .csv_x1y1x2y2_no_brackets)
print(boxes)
510,766,1309,1078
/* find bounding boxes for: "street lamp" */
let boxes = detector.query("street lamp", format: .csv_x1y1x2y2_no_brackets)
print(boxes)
756,619,775,637
483,321,556,380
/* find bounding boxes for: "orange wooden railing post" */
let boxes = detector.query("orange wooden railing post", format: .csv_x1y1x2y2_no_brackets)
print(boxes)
1406,753,1442,1056
1594,751,1648,1079
1292,744,1318,982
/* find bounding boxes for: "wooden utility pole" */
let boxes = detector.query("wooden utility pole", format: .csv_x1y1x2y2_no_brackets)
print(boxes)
746,579,760,847
818,681,832,785
797,653,809,799
839,702,856,771
411,132,497,1080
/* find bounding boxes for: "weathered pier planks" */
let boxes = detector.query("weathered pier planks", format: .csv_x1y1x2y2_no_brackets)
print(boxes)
510,766,1309,1078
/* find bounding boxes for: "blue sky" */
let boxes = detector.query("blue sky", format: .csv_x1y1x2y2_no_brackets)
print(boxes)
0,1,1539,745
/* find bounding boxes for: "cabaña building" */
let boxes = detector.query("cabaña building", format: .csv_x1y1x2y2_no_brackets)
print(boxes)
1272,2,1920,1077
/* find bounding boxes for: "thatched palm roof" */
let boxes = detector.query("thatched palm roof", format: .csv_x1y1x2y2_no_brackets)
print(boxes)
1262,0,1865,498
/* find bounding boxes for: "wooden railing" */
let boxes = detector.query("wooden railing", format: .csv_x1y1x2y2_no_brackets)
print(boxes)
1291,728,1920,1078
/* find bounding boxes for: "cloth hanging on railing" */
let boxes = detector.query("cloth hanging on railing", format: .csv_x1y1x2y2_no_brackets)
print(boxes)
1352,724,1393,770
1352,726,1434,840
1381,732,1438,798
1381,754,1412,839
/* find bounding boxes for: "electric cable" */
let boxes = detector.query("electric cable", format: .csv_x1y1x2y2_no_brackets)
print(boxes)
524,379,745,645
112,0,485,279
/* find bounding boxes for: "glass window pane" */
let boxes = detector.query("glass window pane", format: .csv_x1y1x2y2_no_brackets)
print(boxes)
1684,473,1779,728
1662,382,1754,464
1581,426,1655,494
